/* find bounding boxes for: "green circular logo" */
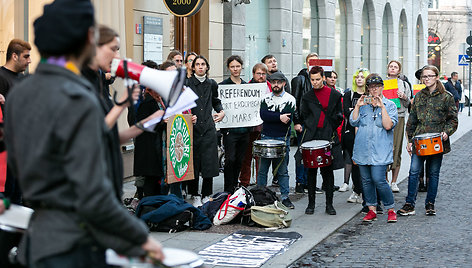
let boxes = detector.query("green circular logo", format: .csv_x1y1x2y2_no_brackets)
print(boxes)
169,115,191,180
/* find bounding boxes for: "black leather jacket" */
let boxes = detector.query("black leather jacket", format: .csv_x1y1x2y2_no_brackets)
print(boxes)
291,68,312,124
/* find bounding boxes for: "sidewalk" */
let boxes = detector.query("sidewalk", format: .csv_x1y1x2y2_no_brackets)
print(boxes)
123,112,472,268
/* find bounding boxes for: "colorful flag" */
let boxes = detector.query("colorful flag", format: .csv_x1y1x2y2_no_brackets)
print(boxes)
308,59,333,72
383,79,400,108
413,84,426,96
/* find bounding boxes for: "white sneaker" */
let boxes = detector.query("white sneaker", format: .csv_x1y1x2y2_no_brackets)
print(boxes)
192,195,203,207
391,183,400,193
347,192,361,203
338,183,349,192
202,196,211,204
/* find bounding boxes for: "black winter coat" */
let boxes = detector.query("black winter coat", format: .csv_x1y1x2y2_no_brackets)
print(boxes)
133,94,165,177
291,68,312,124
341,89,363,153
187,75,223,178
299,86,344,170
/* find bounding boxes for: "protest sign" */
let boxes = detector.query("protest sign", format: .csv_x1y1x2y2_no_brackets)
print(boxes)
166,114,194,184
215,83,269,129
413,84,426,96
383,79,401,108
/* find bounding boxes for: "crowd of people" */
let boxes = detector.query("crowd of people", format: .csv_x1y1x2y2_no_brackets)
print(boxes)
0,0,461,267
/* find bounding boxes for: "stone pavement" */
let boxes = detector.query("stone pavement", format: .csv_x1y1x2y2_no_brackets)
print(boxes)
122,112,472,268
290,128,472,268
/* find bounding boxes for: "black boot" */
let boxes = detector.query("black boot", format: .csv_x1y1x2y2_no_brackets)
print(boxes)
305,171,316,214
325,194,336,215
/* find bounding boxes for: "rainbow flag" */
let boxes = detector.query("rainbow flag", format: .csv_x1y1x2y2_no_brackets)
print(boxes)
413,84,426,96
383,79,400,108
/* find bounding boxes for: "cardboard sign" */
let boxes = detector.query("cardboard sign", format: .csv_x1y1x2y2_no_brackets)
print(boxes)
166,114,194,184
215,83,270,129
383,79,401,108
413,84,426,96
308,59,333,72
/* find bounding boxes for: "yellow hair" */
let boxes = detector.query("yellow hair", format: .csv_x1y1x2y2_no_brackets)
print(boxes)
352,68,370,93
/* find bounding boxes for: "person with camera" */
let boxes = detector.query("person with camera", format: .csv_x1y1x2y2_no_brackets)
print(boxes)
350,74,398,223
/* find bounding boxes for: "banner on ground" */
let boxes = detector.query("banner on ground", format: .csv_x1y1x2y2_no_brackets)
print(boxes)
215,83,270,129
383,79,401,108
166,114,194,184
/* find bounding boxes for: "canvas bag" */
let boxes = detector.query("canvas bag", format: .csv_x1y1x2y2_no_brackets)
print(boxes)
213,187,248,225
250,201,292,229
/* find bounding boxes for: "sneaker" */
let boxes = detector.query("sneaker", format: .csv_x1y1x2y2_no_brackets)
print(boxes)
202,196,210,205
315,187,323,194
387,210,397,223
295,183,305,193
338,183,349,192
376,205,384,214
347,192,361,203
391,183,400,193
271,179,279,187
425,202,436,216
418,183,427,192
397,203,416,216
282,198,295,209
192,195,203,207
362,210,377,222
360,206,369,213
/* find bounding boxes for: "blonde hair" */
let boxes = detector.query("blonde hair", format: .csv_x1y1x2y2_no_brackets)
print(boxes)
352,68,370,93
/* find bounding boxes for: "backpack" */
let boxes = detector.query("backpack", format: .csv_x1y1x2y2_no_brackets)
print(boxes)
147,210,193,233
213,187,252,225
248,185,279,206
250,201,292,229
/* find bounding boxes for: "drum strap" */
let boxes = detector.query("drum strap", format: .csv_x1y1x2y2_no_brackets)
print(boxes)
271,126,292,177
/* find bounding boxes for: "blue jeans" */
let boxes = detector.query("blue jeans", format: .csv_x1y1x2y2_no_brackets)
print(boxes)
359,165,395,209
257,135,290,200
406,153,443,207
295,127,308,185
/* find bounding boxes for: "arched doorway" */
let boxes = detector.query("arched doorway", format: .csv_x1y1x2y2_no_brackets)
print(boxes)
382,3,393,78
415,15,425,73
361,0,374,69
398,9,408,73
335,0,350,89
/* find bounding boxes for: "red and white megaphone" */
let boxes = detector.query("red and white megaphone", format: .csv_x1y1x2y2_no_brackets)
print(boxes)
110,58,186,107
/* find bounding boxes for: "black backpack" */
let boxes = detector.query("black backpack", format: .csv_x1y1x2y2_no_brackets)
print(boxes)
146,210,193,233
248,185,279,206
200,192,231,220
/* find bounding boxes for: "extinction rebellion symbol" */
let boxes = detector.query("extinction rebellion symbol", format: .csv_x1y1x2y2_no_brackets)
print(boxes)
169,115,191,180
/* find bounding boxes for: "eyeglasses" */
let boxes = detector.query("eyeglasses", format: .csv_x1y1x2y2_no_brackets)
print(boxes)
175,59,183,63
421,75,437,80
255,72,267,76
368,85,383,89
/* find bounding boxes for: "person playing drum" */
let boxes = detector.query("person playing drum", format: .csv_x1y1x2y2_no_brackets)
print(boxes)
257,72,296,209
397,65,458,216
298,66,343,215
350,74,398,223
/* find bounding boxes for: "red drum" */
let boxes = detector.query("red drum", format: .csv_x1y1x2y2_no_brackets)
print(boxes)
300,140,332,168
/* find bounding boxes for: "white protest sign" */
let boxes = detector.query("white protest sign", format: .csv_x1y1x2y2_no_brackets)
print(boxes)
216,83,270,128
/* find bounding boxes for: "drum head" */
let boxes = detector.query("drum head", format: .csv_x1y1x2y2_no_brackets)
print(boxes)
414,133,441,140
163,248,203,267
254,139,285,147
301,140,330,149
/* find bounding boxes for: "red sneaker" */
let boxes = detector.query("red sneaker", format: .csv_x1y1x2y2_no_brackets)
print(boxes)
387,210,397,223
362,210,377,222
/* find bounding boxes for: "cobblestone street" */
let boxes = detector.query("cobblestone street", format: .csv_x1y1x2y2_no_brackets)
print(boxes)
290,130,472,268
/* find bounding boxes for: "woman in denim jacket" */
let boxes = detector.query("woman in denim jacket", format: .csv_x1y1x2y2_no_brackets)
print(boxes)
350,74,398,223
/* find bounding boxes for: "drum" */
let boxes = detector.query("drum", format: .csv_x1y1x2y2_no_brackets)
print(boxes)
0,205,33,268
107,248,204,268
300,140,332,168
413,133,443,156
253,139,286,159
